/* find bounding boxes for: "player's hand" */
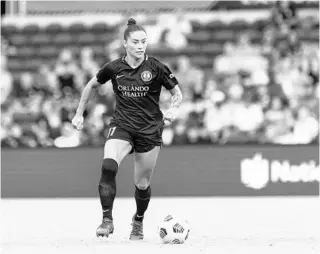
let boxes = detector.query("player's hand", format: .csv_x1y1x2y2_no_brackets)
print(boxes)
163,107,178,124
71,114,84,131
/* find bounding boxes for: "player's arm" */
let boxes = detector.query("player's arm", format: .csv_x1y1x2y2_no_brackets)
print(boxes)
72,62,113,130
157,60,182,123
164,85,183,123
168,85,183,109
75,77,101,116
72,77,101,131
76,61,114,116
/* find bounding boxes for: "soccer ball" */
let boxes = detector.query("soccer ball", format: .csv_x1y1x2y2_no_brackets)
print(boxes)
158,215,190,244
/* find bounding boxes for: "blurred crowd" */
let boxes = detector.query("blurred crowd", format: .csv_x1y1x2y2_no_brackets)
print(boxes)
1,2,319,148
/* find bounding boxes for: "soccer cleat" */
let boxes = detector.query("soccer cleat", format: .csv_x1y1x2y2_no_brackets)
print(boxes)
129,215,144,240
96,217,114,237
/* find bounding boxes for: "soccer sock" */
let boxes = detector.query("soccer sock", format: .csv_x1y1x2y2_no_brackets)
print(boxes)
134,185,151,222
98,159,118,221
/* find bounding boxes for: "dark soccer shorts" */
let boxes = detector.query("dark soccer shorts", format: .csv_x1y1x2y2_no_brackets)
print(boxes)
105,122,164,153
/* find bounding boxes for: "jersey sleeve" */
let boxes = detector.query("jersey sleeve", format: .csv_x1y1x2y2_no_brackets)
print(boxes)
158,63,179,90
96,62,114,84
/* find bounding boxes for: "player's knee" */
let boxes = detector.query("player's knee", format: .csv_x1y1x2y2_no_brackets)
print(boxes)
102,158,118,177
136,178,150,190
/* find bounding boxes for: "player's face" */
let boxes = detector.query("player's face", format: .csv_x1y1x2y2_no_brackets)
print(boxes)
124,30,147,59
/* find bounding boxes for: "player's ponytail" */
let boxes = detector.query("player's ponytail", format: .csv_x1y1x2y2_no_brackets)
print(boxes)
124,18,146,40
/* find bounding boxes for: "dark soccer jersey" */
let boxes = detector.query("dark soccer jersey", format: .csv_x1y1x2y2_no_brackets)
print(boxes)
96,54,179,135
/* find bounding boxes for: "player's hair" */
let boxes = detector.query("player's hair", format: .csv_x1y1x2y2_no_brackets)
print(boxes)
124,18,146,40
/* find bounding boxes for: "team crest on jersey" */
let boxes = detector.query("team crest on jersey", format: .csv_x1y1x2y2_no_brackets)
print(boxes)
141,71,152,83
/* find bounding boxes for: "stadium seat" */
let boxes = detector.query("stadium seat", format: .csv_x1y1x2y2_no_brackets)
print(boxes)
201,43,223,55
253,19,269,30
30,34,52,45
77,32,96,45
1,24,18,37
313,22,319,30
9,34,27,47
53,33,74,45
94,32,116,44
38,46,59,59
191,56,213,69
180,44,202,55
65,45,81,56
7,58,24,72
28,59,42,71
228,19,250,30
12,72,22,82
45,23,64,34
298,29,319,42
187,31,211,44
91,22,110,32
91,45,105,55
250,31,263,44
17,47,37,58
206,20,227,30
94,55,107,66
69,23,87,33
190,21,203,32
10,58,41,72
148,46,173,56
210,30,237,43
308,30,319,42
21,24,41,35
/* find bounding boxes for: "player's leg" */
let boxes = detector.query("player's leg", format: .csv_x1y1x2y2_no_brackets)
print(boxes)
97,136,133,237
130,145,161,240
99,139,132,220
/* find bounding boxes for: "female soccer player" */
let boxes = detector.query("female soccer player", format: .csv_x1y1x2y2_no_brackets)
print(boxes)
72,18,183,240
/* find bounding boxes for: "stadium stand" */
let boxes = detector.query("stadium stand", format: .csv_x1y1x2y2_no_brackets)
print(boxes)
1,1,319,147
